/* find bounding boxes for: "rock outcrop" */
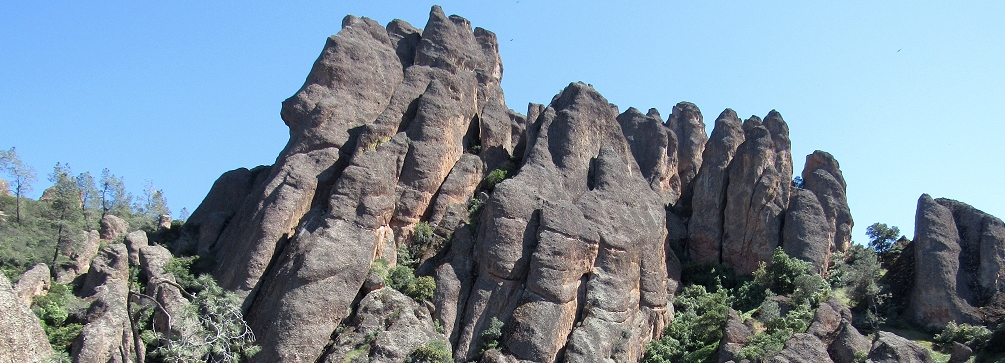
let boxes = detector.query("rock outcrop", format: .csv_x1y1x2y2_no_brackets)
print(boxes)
801,151,853,253
667,101,707,214
124,230,148,266
768,333,834,363
0,274,53,362
320,288,443,362
54,229,101,284
99,214,129,241
0,178,10,196
782,189,831,275
688,109,744,264
722,113,792,274
868,331,934,363
14,263,51,307
73,244,134,363
907,194,982,330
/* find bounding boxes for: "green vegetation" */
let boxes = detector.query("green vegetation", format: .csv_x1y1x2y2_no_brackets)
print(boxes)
866,222,901,254
480,317,505,353
482,169,507,191
31,283,86,356
387,265,436,302
933,321,991,352
407,339,452,363
828,244,892,330
643,285,730,363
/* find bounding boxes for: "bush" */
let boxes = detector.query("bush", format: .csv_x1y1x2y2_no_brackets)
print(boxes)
482,169,507,191
480,317,505,352
933,321,991,352
31,283,85,355
387,265,437,302
644,285,730,363
164,255,200,292
736,328,793,362
411,276,436,302
408,339,452,363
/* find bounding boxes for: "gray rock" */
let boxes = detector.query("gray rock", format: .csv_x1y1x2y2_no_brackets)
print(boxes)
81,244,129,298
73,279,134,363
802,151,853,253
722,113,792,274
935,197,1005,306
718,309,753,363
0,178,10,196
157,214,172,230
667,101,707,213
782,189,831,275
99,214,129,241
0,274,53,362
828,320,871,363
768,333,834,363
138,245,192,337
688,109,744,264
14,263,50,307
948,341,972,363
181,165,270,256
321,288,443,363
868,331,934,363
908,194,980,330
123,230,148,266
54,230,101,284
617,107,680,206
807,297,853,346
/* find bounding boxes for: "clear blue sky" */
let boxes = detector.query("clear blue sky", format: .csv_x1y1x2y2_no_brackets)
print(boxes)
2,1,1003,242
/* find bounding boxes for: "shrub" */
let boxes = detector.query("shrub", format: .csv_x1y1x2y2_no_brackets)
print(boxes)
480,317,505,352
164,255,200,292
386,265,437,302
933,321,991,352
736,327,793,362
387,265,416,292
643,285,730,363
411,276,436,302
31,283,85,355
370,258,389,282
408,339,452,363
482,169,507,191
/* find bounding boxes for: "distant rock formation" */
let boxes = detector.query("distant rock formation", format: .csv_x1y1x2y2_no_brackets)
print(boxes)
802,151,853,253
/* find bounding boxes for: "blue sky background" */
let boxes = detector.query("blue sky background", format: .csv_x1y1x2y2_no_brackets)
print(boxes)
2,1,1003,242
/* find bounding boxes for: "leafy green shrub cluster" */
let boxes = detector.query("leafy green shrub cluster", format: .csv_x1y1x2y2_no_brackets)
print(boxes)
933,321,991,352
31,283,85,356
480,317,505,353
482,169,507,191
407,339,452,363
164,255,200,292
643,285,730,363
828,244,893,330
387,265,436,302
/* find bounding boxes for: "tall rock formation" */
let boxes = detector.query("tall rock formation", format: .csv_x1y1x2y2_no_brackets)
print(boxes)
0,274,53,362
907,194,1004,330
721,112,793,274
668,101,708,214
688,109,744,264
802,151,853,253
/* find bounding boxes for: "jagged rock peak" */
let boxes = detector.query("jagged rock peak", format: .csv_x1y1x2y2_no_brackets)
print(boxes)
802,150,853,252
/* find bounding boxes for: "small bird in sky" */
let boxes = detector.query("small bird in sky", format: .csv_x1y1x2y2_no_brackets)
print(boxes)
897,49,902,52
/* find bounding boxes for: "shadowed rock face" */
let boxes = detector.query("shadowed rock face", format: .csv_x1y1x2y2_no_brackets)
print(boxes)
184,6,873,363
906,194,1005,330
802,151,853,253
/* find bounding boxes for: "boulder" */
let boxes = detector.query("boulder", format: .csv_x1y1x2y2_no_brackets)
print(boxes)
72,279,134,363
81,244,130,298
827,320,871,363
181,165,270,256
908,194,980,330
717,309,753,363
688,109,744,264
802,151,853,253
948,341,972,363
934,197,1005,306
139,245,194,339
722,113,792,274
123,230,148,266
0,178,10,196
320,288,443,363
782,189,832,275
767,333,834,363
14,263,51,307
54,229,101,284
157,214,172,230
99,214,129,241
0,274,53,362
807,297,852,345
868,331,934,363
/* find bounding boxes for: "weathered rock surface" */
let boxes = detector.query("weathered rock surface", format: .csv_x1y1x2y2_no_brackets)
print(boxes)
0,274,53,362
717,309,753,363
908,194,980,330
767,333,834,363
782,189,831,275
801,151,853,253
868,331,934,363
124,230,148,266
948,341,972,363
55,229,101,284
0,178,10,196
688,109,744,264
74,244,134,363
139,245,193,337
617,107,680,206
722,112,792,274
807,297,852,345
179,165,270,256
321,288,443,363
667,101,707,214
14,263,51,307
828,320,870,363
935,197,1005,306
99,214,129,241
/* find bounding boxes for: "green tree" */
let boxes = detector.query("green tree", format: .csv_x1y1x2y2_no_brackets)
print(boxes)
99,168,131,217
140,180,170,218
866,223,900,254
76,171,100,230
46,163,84,268
0,147,37,223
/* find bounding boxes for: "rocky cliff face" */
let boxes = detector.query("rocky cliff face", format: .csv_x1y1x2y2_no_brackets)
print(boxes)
159,6,1005,363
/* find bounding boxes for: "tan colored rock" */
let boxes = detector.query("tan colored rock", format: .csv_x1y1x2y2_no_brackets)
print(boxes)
802,151,853,253
667,101,707,213
99,214,129,241
123,230,148,266
0,178,10,196
73,244,134,363
768,333,833,363
868,331,934,363
782,189,832,275
54,230,101,284
13,263,50,307
0,274,53,362
157,214,171,229
722,113,792,274
320,288,442,363
688,109,744,264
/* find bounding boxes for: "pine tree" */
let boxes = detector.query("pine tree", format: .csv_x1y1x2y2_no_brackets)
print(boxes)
0,147,37,223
